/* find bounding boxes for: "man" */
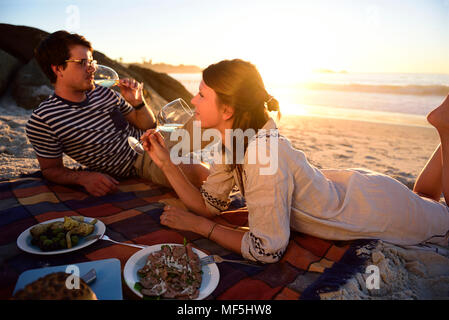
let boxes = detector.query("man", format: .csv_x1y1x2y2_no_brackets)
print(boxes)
26,31,208,197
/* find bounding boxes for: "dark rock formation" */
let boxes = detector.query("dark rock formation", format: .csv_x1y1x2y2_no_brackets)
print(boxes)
0,49,22,96
128,64,194,106
11,58,53,109
0,23,192,112
0,24,48,62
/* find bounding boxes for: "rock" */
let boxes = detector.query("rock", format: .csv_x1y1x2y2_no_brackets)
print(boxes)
405,260,427,277
0,23,48,62
11,58,53,109
0,49,22,96
0,23,190,113
371,251,385,264
128,64,193,109
93,51,167,112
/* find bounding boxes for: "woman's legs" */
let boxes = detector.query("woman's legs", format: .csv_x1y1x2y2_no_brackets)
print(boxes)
413,144,442,201
425,95,449,204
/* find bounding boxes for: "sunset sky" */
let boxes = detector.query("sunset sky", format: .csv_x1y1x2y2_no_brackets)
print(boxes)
1,0,449,78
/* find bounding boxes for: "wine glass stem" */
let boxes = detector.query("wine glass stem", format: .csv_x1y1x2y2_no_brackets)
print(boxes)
139,127,160,145
132,127,161,151
135,141,143,148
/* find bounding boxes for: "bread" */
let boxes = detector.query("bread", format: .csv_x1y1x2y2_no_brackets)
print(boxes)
13,272,97,300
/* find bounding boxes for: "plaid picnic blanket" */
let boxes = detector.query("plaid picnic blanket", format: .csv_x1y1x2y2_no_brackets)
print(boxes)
0,173,375,300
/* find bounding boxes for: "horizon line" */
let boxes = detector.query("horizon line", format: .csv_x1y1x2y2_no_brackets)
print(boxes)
121,61,449,76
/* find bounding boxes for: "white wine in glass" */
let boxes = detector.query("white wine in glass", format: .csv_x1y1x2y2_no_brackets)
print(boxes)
128,98,194,154
94,64,120,88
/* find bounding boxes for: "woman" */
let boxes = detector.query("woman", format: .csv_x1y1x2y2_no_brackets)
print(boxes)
142,59,449,264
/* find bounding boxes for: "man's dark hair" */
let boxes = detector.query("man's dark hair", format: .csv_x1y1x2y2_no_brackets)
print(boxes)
35,30,92,83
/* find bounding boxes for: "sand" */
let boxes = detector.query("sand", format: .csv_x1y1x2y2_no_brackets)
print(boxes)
277,114,440,191
319,241,449,300
0,95,81,180
1,98,448,299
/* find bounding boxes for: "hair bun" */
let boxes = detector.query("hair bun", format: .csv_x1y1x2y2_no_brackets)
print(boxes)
266,96,280,112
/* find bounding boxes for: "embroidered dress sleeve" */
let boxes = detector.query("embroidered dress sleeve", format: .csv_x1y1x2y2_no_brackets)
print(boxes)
25,112,63,158
200,162,235,215
241,138,293,263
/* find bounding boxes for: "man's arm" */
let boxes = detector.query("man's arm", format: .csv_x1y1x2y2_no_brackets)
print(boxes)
124,100,157,131
37,156,119,197
118,79,157,131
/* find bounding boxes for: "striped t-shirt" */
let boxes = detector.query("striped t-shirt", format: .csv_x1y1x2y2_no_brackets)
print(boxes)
25,85,144,178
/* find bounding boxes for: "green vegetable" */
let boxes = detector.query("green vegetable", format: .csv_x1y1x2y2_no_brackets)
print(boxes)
134,282,160,300
134,282,143,292
31,217,92,252
52,228,64,235
59,239,67,248
71,235,79,246
183,237,188,246
42,239,53,248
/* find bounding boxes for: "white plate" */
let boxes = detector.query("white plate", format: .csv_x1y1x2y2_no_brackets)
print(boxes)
17,217,105,255
123,243,219,300
13,259,123,300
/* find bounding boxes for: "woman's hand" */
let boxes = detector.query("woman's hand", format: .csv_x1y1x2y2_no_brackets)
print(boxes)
160,205,204,232
141,130,171,169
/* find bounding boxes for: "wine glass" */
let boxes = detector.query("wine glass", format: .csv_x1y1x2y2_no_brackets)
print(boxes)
94,64,120,88
128,98,194,154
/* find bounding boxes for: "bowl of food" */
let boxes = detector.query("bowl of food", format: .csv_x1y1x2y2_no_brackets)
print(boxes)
17,216,105,255
123,243,219,300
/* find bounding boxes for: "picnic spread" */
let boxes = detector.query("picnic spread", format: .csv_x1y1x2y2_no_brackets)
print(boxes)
0,172,375,300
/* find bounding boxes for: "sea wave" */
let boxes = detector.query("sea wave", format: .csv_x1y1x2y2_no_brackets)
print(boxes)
304,82,449,96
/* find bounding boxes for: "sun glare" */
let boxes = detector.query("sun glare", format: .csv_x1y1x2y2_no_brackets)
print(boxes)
257,62,315,116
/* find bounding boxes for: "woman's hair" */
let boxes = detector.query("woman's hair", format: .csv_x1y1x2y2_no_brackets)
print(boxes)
202,59,280,188
202,59,280,134
35,30,92,83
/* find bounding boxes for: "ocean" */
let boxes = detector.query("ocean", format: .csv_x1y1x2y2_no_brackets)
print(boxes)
170,72,449,128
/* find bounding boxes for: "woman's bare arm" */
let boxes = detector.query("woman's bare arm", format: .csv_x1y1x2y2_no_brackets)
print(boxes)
161,161,214,218
161,206,245,254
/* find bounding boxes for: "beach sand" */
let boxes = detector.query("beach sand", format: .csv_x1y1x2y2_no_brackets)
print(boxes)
0,96,80,180
278,114,440,191
1,101,448,299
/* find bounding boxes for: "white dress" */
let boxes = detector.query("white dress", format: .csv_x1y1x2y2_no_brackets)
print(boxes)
199,119,449,263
